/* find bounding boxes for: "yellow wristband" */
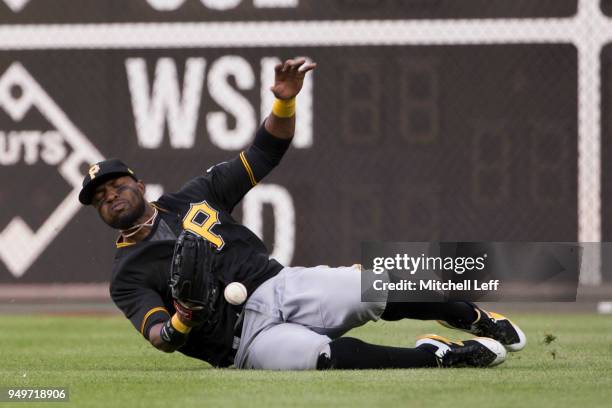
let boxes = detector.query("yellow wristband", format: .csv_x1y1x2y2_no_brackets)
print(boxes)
272,97,296,118
171,314,191,334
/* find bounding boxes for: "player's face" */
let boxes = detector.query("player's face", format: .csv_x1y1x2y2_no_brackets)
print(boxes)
92,176,146,229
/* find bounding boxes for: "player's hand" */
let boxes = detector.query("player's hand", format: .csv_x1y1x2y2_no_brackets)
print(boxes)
271,58,317,100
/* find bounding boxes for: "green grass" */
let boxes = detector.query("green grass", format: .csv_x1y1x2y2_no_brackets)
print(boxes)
0,313,611,408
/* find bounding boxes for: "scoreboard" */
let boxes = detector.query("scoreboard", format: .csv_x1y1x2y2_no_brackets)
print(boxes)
0,1,603,284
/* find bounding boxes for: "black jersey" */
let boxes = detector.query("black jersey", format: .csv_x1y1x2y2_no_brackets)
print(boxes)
109,125,291,367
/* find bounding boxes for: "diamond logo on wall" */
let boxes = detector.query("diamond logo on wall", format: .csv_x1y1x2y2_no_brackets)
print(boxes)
0,62,103,278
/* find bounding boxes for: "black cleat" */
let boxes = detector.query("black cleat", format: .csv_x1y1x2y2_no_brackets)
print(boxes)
416,334,507,368
438,306,527,352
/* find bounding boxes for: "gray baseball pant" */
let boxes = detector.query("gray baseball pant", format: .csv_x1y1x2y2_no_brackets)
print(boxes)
234,265,388,370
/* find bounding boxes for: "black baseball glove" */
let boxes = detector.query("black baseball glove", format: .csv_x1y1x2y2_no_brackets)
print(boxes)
169,230,220,326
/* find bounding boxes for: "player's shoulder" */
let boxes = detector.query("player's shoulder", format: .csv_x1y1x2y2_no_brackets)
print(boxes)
154,192,182,213
156,176,226,217
110,245,143,287
111,240,173,282
205,161,230,175
160,174,217,203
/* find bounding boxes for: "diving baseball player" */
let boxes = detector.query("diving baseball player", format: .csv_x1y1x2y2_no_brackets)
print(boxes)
79,59,526,370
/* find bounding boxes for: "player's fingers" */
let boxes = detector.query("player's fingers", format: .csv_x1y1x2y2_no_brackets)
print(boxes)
282,59,295,72
288,59,306,76
298,62,317,73
274,63,283,75
291,58,307,71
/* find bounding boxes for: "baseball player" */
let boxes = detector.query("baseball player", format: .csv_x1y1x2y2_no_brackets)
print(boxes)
79,59,526,370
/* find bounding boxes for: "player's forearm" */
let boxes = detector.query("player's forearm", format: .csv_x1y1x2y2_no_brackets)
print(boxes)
241,122,293,182
149,323,177,352
264,112,295,140
148,314,194,353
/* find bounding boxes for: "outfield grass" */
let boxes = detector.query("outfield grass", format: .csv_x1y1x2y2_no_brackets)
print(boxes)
0,313,610,408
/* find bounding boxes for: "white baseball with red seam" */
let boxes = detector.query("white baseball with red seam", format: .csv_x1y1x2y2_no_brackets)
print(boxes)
224,282,247,305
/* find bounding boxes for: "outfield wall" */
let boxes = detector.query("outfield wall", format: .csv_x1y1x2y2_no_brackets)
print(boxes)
1,0,612,286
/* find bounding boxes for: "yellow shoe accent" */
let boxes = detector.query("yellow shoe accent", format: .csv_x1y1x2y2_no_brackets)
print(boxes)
487,311,506,320
417,334,464,346
484,309,520,330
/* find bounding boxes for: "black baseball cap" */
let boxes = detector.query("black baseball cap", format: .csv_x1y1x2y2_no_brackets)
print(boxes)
78,158,138,205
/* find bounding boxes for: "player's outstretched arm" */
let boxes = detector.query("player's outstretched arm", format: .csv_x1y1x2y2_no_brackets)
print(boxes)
264,58,316,139
180,58,315,212
191,58,316,212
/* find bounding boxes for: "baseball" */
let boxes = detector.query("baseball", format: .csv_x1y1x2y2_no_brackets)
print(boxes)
224,282,248,305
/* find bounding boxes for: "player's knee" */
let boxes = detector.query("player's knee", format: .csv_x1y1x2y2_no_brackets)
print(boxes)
245,324,332,370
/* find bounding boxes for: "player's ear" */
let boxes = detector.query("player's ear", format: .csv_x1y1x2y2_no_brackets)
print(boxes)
136,180,146,196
